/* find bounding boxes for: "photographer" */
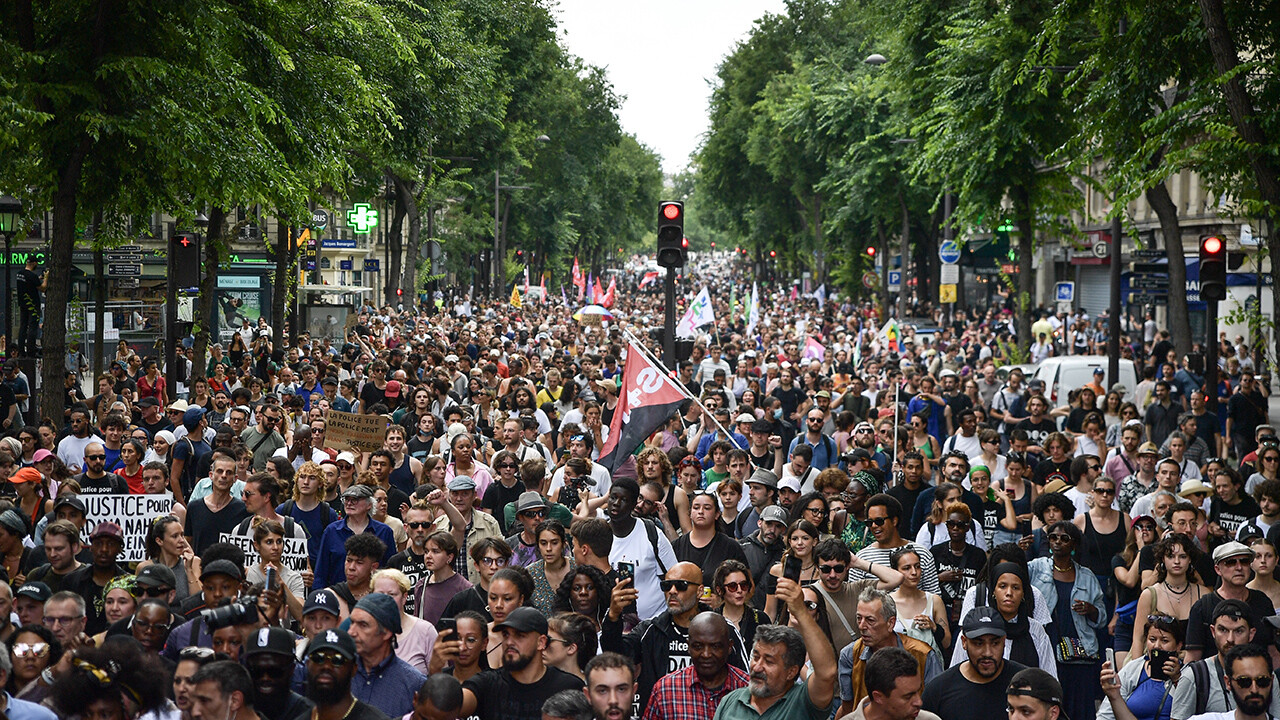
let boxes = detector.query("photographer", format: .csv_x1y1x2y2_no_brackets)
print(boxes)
1098,614,1183,720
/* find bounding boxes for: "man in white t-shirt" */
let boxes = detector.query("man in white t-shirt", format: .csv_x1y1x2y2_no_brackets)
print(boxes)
604,477,677,620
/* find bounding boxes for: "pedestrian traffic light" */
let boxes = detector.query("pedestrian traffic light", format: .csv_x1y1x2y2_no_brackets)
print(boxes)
171,232,200,288
657,201,685,268
1200,235,1226,301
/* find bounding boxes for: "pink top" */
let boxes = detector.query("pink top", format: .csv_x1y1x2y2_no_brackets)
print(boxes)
395,615,438,674
445,462,493,499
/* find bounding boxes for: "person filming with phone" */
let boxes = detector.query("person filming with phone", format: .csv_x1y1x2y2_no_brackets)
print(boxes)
1098,613,1184,720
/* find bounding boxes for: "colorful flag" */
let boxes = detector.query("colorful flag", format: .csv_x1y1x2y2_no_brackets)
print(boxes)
561,283,568,305
510,285,522,309
592,276,605,304
640,271,659,288
802,336,825,361
676,287,715,337
746,282,760,335
524,266,530,298
878,318,899,353
540,274,546,303
789,285,798,302
602,276,617,308
572,257,584,289
598,340,689,473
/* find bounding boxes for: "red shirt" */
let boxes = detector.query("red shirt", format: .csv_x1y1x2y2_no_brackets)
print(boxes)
642,664,750,720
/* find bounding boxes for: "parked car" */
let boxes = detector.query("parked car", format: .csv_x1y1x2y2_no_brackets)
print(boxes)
1032,356,1137,407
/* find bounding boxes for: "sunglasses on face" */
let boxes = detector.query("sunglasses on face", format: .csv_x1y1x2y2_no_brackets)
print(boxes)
308,651,351,667
1220,557,1252,567
945,520,969,529
520,509,547,519
12,643,48,658
1233,676,1273,689
867,517,891,526
721,580,751,593
661,579,696,593
1094,488,1115,496
819,564,847,575
1047,534,1072,543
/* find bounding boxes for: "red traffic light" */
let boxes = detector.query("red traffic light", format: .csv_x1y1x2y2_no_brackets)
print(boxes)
662,204,681,220
769,250,777,258
396,288,403,296
866,246,876,257
710,242,716,248
681,237,689,248
1202,236,1223,255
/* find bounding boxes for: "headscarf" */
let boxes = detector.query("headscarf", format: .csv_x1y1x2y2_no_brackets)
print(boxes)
850,470,882,496
984,562,1038,668
105,574,138,598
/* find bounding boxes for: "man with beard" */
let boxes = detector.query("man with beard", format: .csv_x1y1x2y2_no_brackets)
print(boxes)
303,629,388,720
739,506,786,609
602,562,735,712
244,627,312,720
585,653,638,720
714,575,837,720
62,521,128,634
1186,645,1275,720
642,612,748,720
851,495,940,594
189,660,261,720
1185,543,1277,664
849,422,890,472
458,606,585,720
387,501,433,616
735,469,780,540
919,608,1026,720
1174,600,1280,718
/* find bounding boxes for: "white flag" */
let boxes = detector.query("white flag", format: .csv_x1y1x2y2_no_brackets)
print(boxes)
676,287,715,337
746,282,760,335
811,284,826,311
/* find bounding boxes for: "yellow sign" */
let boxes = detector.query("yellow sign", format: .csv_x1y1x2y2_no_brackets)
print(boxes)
510,285,522,308
939,284,957,303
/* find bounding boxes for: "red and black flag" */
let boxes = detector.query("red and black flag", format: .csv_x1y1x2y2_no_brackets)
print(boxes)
598,340,687,473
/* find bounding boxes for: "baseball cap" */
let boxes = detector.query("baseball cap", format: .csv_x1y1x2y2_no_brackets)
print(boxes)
200,559,244,582
1008,668,1065,710
52,495,86,515
751,419,772,435
445,354,459,363
336,451,358,465
447,475,476,491
735,413,756,424
1213,541,1254,564
1093,367,1105,376
1111,383,1128,394
1137,442,1160,456
1130,514,1156,529
961,607,1007,639
136,564,177,589
182,407,206,431
89,521,124,542
32,449,54,463
306,628,357,661
778,477,801,493
385,380,402,398
761,506,788,525
341,484,374,501
304,589,341,618
493,606,549,635
244,627,298,658
137,397,160,408
516,491,548,514
15,583,51,604
10,468,41,485
745,469,778,490
1027,379,1045,390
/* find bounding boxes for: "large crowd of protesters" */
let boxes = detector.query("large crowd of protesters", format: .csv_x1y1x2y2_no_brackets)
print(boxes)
0,257,1273,720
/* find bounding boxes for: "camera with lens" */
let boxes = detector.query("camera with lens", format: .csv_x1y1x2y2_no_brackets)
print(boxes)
200,597,259,630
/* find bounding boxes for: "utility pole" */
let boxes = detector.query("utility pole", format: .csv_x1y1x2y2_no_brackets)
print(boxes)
1108,212,1122,388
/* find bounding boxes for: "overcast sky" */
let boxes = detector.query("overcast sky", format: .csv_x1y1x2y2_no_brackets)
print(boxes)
554,0,787,176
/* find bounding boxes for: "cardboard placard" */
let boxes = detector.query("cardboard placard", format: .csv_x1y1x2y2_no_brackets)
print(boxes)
82,494,174,563
324,410,387,452
219,533,310,573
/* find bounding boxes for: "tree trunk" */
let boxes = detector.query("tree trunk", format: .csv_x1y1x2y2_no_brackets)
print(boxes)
395,177,421,300
1198,0,1280,371
876,219,889,318
898,191,910,321
1145,181,1192,357
385,183,406,306
41,139,89,426
192,207,225,380
273,219,290,350
1012,184,1035,352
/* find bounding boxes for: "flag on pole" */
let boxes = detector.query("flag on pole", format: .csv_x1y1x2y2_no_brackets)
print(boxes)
539,274,546,303
877,318,899,352
572,257,584,290
561,283,568,305
854,330,863,368
802,336,825,361
602,276,617,308
510,285,522,308
730,286,738,323
639,271,659,288
598,340,688,473
676,287,716,337
746,282,760,335
811,284,826,311
524,266,530,298
789,285,799,302
592,276,605,305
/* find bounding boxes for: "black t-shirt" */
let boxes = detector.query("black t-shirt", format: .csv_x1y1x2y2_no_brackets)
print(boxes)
1185,589,1277,653
16,268,41,310
184,497,251,554
1135,545,1216,589
482,480,527,534
673,531,749,572
139,417,173,439
1066,408,1090,434
63,563,128,635
1032,458,1072,488
76,472,129,494
888,482,931,535
441,584,491,622
921,660,1027,720
387,549,428,616
771,385,805,419
1014,419,1057,451
930,541,987,611
359,382,387,412
1211,496,1261,539
463,667,585,720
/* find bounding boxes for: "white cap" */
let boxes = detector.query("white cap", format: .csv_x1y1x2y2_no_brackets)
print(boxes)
779,477,801,493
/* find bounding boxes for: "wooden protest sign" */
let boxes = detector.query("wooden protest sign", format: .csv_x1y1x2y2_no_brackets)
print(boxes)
81,494,174,563
219,533,310,573
324,409,387,451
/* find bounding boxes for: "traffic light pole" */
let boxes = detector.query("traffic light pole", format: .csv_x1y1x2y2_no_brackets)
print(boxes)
663,267,676,368
1206,299,1219,418
1108,213,1121,389
165,238,177,393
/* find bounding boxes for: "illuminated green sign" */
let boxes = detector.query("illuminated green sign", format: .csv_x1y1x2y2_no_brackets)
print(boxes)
347,203,379,233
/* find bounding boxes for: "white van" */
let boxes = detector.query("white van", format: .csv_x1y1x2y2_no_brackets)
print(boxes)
1032,356,1138,407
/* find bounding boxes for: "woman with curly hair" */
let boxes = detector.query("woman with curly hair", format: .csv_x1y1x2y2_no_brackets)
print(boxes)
49,642,172,720
1127,532,1208,662
553,564,612,624
637,446,690,533
788,491,831,538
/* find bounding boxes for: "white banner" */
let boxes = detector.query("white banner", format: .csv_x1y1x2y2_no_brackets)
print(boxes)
82,494,174,563
676,287,715,337
219,533,310,573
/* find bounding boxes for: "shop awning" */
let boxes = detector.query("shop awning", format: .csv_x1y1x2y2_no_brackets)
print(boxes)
298,285,374,295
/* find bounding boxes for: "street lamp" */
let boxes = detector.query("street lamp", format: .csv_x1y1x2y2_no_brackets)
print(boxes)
864,53,887,66
0,195,24,352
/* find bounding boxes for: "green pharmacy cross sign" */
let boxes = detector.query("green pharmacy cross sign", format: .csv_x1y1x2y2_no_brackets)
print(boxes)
347,203,379,234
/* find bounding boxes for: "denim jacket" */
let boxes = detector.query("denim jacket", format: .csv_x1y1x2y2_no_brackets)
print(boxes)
1027,556,1107,658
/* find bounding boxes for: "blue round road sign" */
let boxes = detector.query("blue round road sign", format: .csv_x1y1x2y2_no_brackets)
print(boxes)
939,240,961,264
